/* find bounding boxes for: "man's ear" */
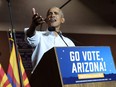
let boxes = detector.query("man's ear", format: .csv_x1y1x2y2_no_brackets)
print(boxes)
61,18,65,23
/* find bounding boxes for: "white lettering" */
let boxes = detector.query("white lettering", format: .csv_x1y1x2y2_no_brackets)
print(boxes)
72,63,77,73
72,62,106,73
70,51,80,61
82,51,101,61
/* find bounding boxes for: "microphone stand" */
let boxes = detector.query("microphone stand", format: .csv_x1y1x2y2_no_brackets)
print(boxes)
60,0,72,9
6,0,23,86
57,32,68,47
48,27,68,46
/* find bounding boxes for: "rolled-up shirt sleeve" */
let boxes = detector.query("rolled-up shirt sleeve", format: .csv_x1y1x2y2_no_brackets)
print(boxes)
24,28,41,47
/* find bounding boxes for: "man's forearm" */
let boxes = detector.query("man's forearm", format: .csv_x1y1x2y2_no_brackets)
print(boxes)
26,24,36,37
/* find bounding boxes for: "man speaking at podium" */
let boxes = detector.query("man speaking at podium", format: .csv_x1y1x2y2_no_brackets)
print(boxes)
24,6,75,86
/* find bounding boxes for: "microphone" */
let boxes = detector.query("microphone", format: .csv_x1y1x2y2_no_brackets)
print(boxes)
48,27,55,31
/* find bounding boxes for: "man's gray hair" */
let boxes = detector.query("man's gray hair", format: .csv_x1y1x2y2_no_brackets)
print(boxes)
46,6,64,18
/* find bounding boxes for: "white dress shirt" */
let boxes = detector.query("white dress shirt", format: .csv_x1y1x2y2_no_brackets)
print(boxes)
24,28,75,73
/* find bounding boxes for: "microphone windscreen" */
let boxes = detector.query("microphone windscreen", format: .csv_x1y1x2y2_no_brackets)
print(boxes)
48,27,55,31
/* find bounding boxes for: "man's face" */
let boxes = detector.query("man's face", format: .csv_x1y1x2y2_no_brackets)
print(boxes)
46,7,65,28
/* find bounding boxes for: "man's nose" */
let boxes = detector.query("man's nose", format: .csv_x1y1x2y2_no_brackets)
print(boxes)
51,13,55,17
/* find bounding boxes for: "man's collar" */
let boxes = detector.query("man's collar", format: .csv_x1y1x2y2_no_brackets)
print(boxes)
43,29,62,36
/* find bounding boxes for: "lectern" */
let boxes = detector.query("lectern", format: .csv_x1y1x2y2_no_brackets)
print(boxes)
29,46,116,87
29,48,63,87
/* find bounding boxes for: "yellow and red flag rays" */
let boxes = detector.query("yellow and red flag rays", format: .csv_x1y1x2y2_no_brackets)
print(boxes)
0,64,12,87
7,42,20,87
18,53,30,87
7,38,30,87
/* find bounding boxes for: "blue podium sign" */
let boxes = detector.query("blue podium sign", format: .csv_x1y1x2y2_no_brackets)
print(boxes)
55,46,116,84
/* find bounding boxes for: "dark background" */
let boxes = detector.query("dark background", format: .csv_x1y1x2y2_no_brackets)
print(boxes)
0,0,116,33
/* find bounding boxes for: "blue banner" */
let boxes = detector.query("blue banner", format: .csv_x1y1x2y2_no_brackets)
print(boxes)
55,46,116,84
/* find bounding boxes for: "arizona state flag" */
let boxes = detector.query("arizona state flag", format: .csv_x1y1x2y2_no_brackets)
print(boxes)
18,52,30,87
0,64,12,87
7,39,30,87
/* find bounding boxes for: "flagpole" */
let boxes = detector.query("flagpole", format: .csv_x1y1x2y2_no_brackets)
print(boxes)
6,0,24,86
